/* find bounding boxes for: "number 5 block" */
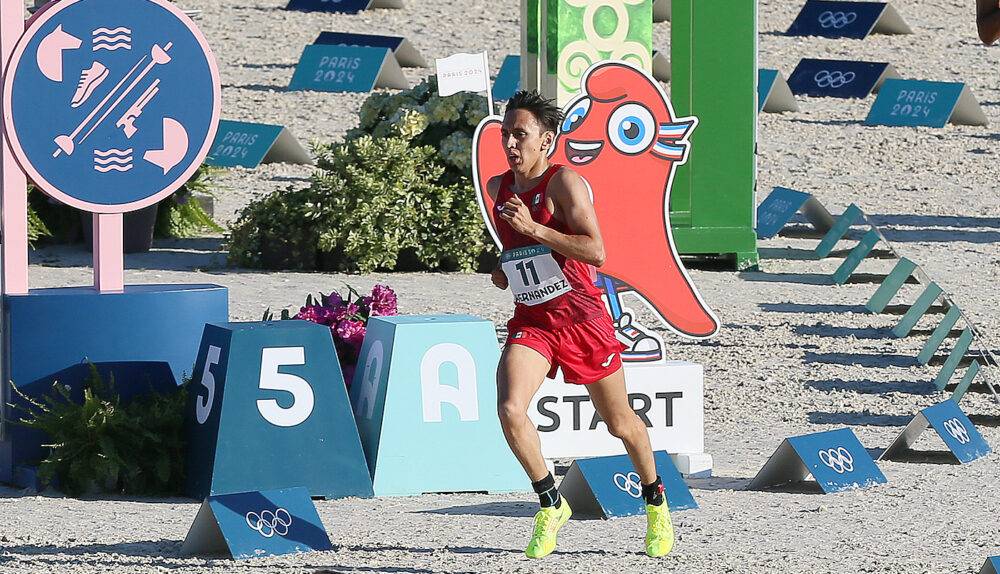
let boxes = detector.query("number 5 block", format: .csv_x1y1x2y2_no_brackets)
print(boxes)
185,321,374,499
349,315,529,496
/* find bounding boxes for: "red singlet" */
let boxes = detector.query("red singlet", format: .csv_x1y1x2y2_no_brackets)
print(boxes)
494,164,606,330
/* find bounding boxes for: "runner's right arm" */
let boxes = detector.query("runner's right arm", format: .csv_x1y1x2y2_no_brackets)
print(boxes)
487,175,509,290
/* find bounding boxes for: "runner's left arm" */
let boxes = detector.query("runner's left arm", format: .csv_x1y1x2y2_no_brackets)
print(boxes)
498,168,606,266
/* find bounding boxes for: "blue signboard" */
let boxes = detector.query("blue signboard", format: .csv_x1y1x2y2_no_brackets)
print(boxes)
787,428,886,492
492,55,521,102
758,69,777,113
2,0,220,213
562,451,696,518
180,487,333,560
756,187,813,239
314,31,402,51
786,0,887,39
349,315,528,496
287,0,371,13
288,45,389,93
788,58,894,99
865,79,965,128
207,120,282,168
184,320,374,499
981,557,1000,574
750,428,886,493
922,400,991,464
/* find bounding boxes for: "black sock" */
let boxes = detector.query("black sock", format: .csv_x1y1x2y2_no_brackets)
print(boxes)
642,476,665,506
531,473,562,509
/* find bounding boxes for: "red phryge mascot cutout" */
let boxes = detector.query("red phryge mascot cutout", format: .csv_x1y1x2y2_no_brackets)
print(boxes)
473,62,719,361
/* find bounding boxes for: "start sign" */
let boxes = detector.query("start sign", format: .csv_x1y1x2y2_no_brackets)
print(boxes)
3,0,220,213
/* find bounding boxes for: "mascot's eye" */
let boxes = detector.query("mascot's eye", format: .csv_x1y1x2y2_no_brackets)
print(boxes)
561,98,591,133
607,103,656,155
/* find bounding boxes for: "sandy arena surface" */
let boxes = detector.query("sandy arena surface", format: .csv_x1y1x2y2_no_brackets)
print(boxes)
2,0,1000,572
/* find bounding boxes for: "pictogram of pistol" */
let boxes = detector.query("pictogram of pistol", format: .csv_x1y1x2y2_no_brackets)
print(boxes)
115,78,160,139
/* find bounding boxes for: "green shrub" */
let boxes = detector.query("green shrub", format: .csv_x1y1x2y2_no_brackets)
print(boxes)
27,163,221,245
228,136,486,272
12,364,188,496
155,164,224,239
347,76,490,184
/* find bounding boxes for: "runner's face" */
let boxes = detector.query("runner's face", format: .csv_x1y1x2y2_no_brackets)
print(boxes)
501,109,553,171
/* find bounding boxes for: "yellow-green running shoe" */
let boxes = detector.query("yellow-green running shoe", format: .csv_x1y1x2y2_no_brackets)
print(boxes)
525,499,572,558
645,501,674,557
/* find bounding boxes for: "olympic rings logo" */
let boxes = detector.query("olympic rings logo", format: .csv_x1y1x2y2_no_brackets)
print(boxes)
818,11,857,29
814,70,856,88
818,447,854,474
245,508,292,538
943,418,971,444
613,472,642,498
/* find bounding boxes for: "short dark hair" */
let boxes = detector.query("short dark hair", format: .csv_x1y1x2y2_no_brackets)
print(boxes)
505,90,563,133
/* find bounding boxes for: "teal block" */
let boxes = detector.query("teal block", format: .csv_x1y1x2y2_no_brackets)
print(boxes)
893,283,943,338
917,306,962,365
815,204,863,258
934,329,974,391
832,229,880,285
951,360,981,404
349,315,529,496
866,258,917,313
185,321,373,499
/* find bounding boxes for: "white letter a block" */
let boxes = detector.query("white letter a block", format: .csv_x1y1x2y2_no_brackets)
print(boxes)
349,315,528,496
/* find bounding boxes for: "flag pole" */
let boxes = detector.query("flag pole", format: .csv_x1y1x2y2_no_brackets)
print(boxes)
482,51,495,115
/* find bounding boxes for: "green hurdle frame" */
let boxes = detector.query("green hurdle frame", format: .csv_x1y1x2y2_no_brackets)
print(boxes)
832,228,880,285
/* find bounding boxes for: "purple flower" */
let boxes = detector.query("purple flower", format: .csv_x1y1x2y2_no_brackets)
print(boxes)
365,284,398,316
330,302,360,322
334,319,366,351
321,291,344,308
295,304,335,326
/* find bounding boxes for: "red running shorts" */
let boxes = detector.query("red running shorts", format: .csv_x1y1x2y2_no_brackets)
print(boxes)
505,313,626,384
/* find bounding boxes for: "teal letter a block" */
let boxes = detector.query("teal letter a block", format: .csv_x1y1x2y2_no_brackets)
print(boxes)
349,315,529,496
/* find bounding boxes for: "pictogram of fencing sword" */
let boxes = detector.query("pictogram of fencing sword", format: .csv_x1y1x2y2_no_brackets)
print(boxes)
52,42,172,158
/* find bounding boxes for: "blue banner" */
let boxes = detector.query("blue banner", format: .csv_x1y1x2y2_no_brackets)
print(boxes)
756,187,812,239
314,31,403,51
287,0,370,13
787,428,886,493
206,120,283,168
922,400,991,464
757,69,777,113
865,79,964,128
786,0,886,39
788,58,891,99
288,45,387,93
492,55,521,102
573,451,696,518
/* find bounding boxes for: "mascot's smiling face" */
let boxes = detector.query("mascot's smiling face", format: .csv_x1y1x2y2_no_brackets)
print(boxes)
556,64,694,168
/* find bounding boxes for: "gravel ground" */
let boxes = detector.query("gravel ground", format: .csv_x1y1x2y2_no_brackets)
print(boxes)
2,0,1000,572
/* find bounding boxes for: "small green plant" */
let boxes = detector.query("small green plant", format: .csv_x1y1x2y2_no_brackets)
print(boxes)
155,164,224,239
11,364,188,496
228,135,486,272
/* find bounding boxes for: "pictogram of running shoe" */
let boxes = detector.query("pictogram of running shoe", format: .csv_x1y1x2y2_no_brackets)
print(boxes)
615,312,664,362
70,61,109,108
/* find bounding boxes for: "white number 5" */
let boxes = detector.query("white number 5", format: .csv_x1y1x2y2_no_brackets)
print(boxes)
196,345,222,425
257,347,314,427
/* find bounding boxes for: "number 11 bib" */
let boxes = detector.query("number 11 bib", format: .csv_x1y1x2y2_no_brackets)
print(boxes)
500,245,572,306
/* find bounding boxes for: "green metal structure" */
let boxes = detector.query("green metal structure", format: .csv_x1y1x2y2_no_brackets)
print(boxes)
524,0,759,269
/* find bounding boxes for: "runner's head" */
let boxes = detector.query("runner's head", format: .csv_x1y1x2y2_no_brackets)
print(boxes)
502,90,562,172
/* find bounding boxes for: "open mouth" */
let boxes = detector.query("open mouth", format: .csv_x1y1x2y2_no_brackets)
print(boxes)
565,140,603,165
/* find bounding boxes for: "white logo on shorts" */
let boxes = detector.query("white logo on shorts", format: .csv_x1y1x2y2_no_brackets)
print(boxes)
601,353,616,368
512,332,524,339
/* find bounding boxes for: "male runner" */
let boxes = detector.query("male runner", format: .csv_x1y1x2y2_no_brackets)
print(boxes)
486,90,673,559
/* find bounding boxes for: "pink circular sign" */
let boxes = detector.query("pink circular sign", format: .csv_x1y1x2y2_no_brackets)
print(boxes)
2,0,221,214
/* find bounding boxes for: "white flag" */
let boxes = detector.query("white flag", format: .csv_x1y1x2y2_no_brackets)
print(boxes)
436,51,490,97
